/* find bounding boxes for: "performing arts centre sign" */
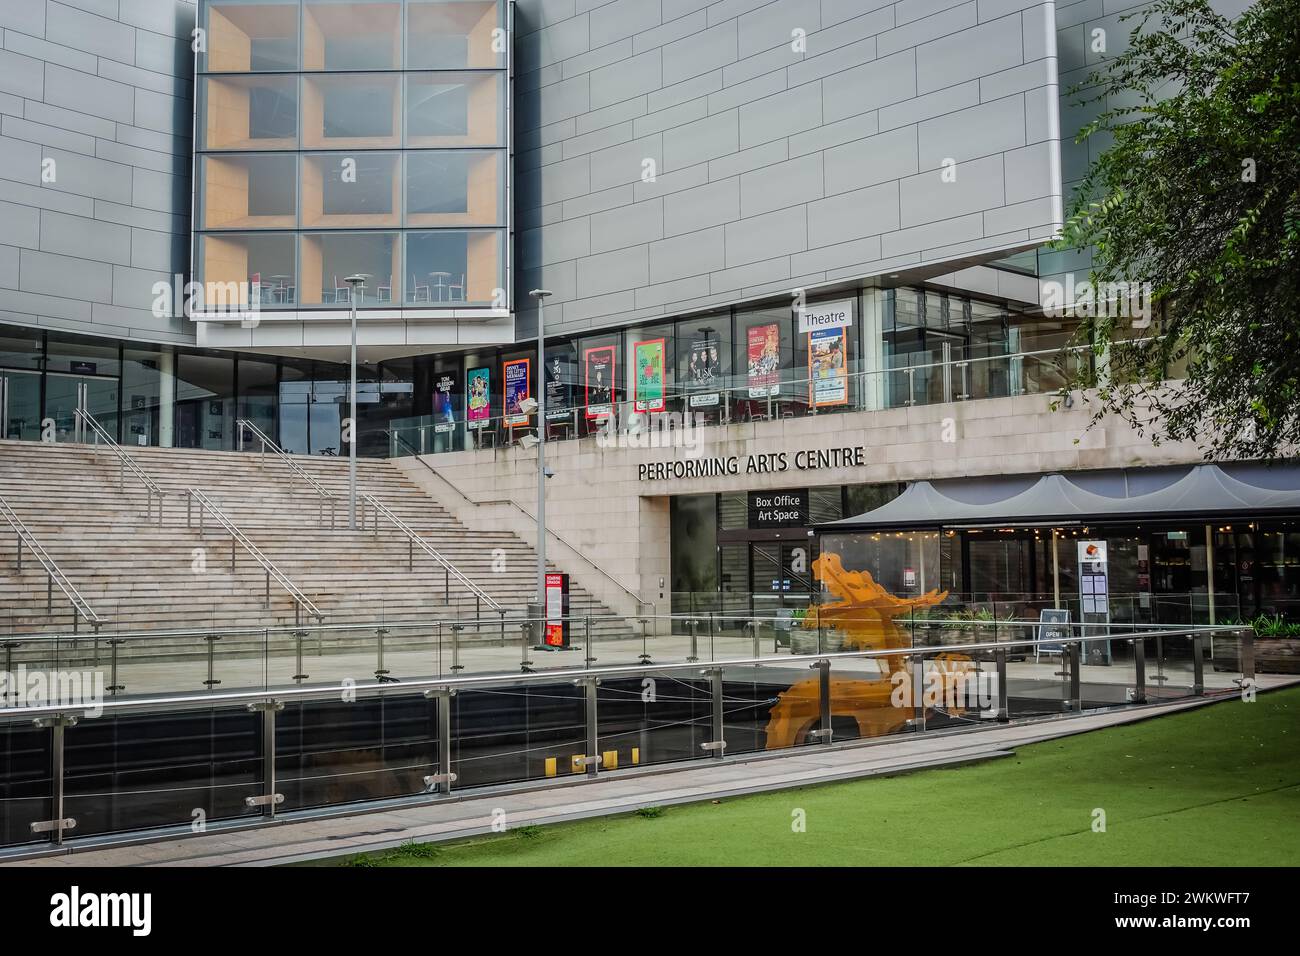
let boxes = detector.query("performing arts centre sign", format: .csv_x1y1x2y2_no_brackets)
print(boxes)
638,445,866,482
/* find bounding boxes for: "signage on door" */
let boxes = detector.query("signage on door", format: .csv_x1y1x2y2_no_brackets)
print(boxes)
748,489,808,528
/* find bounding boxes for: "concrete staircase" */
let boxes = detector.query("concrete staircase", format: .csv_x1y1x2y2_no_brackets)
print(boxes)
0,440,630,651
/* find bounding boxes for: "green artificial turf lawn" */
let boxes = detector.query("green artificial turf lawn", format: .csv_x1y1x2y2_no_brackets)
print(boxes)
342,687,1300,867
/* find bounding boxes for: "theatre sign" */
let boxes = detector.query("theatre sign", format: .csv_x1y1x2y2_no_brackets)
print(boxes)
638,445,866,482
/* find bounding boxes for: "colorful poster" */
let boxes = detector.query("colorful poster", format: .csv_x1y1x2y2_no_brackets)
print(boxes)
466,366,490,429
584,345,616,419
433,372,457,433
686,336,721,407
504,358,530,427
746,323,782,398
633,338,666,413
808,326,847,407
544,353,571,420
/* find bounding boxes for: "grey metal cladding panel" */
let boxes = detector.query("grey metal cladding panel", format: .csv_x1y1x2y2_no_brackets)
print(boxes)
662,111,737,171
39,208,132,266
19,248,113,302
0,200,41,248
723,205,807,268
916,92,1028,167
588,49,662,110
514,0,1060,336
663,177,739,236
737,81,822,149
737,0,823,59
590,197,663,253
821,49,917,122
915,15,1026,95
899,153,1006,227
0,49,46,100
0,0,47,36
648,227,725,284
739,152,823,218
590,0,662,47
43,63,134,124
661,21,737,85
46,1,136,66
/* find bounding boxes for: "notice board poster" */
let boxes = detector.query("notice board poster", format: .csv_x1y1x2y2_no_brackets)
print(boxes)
503,358,530,427
466,366,490,429
584,345,616,419
633,338,666,413
808,326,847,407
544,353,571,420
544,572,570,647
433,372,457,433
686,337,721,407
746,323,781,398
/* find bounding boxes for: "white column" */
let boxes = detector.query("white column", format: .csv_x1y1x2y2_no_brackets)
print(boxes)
860,289,885,411
159,347,175,448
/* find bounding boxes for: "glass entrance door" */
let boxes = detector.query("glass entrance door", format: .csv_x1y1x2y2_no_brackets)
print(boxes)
0,371,41,441
45,373,119,442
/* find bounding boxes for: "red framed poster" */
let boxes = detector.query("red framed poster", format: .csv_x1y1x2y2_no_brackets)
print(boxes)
633,337,666,413
583,345,616,419
503,357,530,427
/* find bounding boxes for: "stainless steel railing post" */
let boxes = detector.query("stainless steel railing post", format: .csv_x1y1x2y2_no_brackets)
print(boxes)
1132,637,1147,703
1241,628,1256,682
995,646,1009,721
814,659,832,745
375,626,389,680
1192,631,1205,696
688,616,699,663
1067,641,1082,711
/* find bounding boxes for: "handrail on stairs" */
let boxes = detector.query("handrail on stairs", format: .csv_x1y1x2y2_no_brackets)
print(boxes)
78,409,165,526
236,419,337,529
186,487,324,627
386,428,650,618
359,491,505,626
0,494,102,633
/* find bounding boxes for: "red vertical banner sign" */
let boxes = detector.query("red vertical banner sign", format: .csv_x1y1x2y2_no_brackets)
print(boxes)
544,572,569,647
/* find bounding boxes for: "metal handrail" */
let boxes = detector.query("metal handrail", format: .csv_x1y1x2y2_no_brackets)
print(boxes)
186,488,324,625
359,491,504,614
236,419,337,529
387,428,649,616
78,409,165,525
0,624,1250,720
0,614,1246,647
0,494,102,631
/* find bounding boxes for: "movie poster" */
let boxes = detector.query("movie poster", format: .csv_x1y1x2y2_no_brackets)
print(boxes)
503,358,530,427
583,345,616,419
808,327,847,407
544,352,571,420
466,366,490,429
746,323,781,398
686,337,721,408
633,338,666,413
433,371,458,433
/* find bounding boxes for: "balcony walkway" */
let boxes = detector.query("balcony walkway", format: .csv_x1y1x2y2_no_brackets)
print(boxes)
9,679,1294,868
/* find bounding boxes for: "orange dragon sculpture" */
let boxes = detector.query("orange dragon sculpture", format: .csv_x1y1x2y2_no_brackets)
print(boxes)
764,553,972,748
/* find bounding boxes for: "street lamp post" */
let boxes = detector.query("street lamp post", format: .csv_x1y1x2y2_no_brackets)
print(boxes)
528,289,553,613
344,274,368,530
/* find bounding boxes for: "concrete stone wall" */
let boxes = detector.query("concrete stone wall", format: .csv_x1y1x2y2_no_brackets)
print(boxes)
512,0,1065,340
0,0,197,346
399,392,1205,616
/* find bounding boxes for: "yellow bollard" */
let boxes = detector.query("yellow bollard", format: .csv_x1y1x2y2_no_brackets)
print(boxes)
602,750,618,770
544,757,557,777
570,754,585,773
632,747,640,765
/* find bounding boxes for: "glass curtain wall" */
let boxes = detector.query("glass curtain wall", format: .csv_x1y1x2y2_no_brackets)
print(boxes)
195,0,508,313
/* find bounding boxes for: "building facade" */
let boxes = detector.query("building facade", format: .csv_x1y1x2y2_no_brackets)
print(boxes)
0,0,1293,620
